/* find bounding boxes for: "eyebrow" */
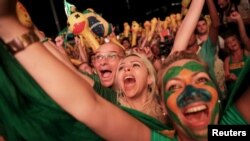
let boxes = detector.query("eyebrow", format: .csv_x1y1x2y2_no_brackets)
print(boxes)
191,71,201,77
130,60,141,64
119,60,142,66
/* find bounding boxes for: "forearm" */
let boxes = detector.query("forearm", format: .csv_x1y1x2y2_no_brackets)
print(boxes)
0,17,98,119
206,0,220,29
171,0,205,54
237,18,250,50
0,17,150,141
88,95,151,141
206,0,219,44
34,28,95,86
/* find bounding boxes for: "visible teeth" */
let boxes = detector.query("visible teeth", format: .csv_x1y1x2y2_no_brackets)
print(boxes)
124,75,134,80
185,105,206,114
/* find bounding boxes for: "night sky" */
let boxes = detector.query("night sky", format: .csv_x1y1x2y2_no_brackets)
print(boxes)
19,0,182,38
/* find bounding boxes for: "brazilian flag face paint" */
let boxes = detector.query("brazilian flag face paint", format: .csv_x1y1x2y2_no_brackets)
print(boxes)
162,61,219,140
163,61,206,84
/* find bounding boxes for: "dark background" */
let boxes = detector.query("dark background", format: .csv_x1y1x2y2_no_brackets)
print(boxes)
19,0,184,38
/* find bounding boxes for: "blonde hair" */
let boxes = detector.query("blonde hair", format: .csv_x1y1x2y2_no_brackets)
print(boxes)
115,51,166,123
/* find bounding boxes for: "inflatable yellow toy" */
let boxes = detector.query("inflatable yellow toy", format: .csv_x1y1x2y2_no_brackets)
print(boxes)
147,17,157,42
131,20,140,47
67,12,100,52
143,20,151,38
64,1,112,38
16,1,33,28
204,15,211,27
170,14,178,33
83,8,112,37
176,13,182,27
109,33,125,50
163,16,171,30
123,22,131,38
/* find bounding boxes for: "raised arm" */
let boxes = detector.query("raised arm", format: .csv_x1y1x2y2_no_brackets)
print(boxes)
0,2,150,141
35,28,96,86
170,0,205,54
228,11,250,52
206,0,220,45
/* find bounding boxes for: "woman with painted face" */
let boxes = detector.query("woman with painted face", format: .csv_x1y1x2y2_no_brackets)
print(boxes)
155,50,250,141
2,0,241,140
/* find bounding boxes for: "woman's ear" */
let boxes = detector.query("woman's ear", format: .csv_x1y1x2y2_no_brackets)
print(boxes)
147,75,153,86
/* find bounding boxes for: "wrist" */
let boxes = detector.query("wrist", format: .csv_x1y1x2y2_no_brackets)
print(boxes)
6,30,40,54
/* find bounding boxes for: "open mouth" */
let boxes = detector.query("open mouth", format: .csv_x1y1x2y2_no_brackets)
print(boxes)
123,75,136,90
183,104,209,127
100,69,112,78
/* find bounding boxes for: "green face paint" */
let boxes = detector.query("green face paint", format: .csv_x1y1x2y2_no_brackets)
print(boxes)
166,104,208,139
162,61,220,140
163,61,208,102
177,85,211,107
163,61,206,85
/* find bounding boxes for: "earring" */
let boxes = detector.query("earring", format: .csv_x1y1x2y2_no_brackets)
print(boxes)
147,84,152,92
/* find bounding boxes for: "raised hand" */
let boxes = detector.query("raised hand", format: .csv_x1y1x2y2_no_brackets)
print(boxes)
227,11,242,23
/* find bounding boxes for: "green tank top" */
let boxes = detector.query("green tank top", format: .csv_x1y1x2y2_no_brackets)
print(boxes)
227,53,248,95
0,42,103,141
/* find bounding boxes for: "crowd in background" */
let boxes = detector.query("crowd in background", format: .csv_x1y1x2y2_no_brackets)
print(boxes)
0,0,250,141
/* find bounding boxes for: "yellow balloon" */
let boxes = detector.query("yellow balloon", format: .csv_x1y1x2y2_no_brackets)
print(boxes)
67,12,100,52
16,1,33,28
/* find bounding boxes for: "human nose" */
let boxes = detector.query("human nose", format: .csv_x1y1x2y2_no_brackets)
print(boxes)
177,85,211,108
124,66,131,72
99,57,108,65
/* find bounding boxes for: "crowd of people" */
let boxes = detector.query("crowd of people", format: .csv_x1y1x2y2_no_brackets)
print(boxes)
0,0,249,141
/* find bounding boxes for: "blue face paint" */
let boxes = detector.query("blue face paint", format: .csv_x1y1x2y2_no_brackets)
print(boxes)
177,85,211,107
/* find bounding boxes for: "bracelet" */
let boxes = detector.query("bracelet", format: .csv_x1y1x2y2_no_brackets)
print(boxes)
7,30,39,54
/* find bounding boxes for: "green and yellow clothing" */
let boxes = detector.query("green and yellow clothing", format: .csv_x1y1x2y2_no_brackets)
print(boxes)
226,53,248,95
150,56,250,140
197,38,226,100
0,42,103,141
0,41,172,140
1,39,249,140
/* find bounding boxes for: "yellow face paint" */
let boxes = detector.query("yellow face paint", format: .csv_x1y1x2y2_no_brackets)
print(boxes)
162,61,219,140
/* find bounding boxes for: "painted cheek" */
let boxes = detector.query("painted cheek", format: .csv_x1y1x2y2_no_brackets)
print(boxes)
165,91,180,115
166,98,183,127
201,81,218,101
199,84,219,124
205,85,218,106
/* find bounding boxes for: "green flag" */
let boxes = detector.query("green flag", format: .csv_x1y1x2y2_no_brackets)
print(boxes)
64,0,75,17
